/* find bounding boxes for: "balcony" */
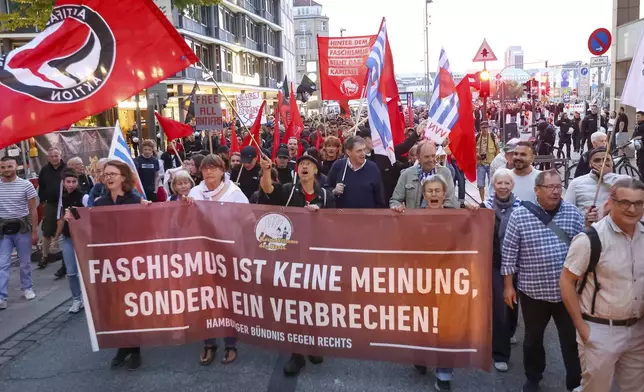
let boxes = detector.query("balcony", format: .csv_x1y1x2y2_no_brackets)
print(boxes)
235,0,258,14
242,37,260,51
176,14,210,37
259,9,279,25
262,78,278,89
219,70,234,83
214,27,236,44
265,44,278,57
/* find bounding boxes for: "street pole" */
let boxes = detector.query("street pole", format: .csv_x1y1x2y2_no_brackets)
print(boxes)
482,60,487,121
597,65,603,130
424,0,430,101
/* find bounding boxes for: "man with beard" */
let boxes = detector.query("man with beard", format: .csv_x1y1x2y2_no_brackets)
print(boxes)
0,156,39,308
275,146,294,184
510,142,540,204
183,133,202,154
574,131,608,178
287,137,299,160
231,146,261,200
229,152,241,171
38,147,66,269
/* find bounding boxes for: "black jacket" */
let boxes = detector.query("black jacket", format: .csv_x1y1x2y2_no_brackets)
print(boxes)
38,162,66,204
78,174,94,195
555,117,572,142
258,181,335,208
574,152,590,178
94,190,142,206
61,189,85,237
230,164,261,200
368,131,419,201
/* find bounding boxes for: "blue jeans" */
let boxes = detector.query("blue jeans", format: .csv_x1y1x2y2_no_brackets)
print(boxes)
477,164,490,189
0,232,33,301
62,236,82,301
436,368,454,381
204,337,236,348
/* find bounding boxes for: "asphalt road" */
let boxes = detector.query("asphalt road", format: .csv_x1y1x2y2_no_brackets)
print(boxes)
0,305,572,392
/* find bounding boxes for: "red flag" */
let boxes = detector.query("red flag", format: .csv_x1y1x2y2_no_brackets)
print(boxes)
0,0,198,149
339,100,351,118
279,90,292,144
387,97,406,145
154,113,192,141
220,126,227,147
450,76,477,182
244,100,266,157
289,83,304,139
230,121,240,154
272,104,280,160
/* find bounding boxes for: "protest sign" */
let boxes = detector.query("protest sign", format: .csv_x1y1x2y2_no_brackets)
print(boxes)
317,35,377,100
70,203,493,370
194,94,223,131
237,92,266,125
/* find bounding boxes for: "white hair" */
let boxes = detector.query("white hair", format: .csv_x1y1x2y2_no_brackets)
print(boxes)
97,158,110,168
492,168,514,184
590,131,607,143
67,157,83,166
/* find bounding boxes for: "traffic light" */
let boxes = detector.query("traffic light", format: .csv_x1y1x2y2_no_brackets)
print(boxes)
523,78,537,99
478,70,490,98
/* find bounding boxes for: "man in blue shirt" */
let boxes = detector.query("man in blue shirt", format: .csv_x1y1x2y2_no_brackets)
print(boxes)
324,136,385,209
501,169,584,392
134,139,160,202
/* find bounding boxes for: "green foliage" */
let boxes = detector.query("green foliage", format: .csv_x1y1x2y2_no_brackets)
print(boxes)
0,0,222,32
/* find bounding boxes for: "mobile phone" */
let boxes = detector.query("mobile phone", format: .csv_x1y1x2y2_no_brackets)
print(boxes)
69,207,81,220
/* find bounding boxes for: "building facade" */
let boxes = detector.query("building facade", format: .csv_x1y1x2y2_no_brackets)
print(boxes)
504,46,524,70
293,0,329,108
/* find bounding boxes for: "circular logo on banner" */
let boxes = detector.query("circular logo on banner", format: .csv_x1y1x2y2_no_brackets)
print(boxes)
255,213,299,252
339,77,360,97
0,5,115,103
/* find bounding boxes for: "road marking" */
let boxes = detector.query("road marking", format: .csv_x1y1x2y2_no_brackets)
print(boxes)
87,236,234,248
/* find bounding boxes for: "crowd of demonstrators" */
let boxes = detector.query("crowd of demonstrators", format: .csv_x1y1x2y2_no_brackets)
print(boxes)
574,131,608,178
561,178,644,392
476,121,499,202
0,156,39,309
501,169,585,392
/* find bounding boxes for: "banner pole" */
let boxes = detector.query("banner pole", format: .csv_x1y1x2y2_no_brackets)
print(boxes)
198,61,266,157
353,87,368,136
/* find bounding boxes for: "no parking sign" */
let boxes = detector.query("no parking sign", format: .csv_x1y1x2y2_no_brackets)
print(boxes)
588,28,612,56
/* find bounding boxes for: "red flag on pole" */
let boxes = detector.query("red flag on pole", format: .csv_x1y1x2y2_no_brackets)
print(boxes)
230,121,240,154
248,101,266,158
339,100,351,118
220,127,227,147
289,83,304,139
272,104,280,160
449,76,477,182
154,113,193,141
0,0,198,149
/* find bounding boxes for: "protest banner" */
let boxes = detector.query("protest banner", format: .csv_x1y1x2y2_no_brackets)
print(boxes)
70,203,493,370
194,94,223,131
317,35,377,101
236,92,266,124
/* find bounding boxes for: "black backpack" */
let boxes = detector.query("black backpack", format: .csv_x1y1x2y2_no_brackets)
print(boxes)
577,222,644,315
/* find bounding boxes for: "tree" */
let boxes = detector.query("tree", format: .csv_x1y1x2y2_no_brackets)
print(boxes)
495,80,525,101
0,0,222,32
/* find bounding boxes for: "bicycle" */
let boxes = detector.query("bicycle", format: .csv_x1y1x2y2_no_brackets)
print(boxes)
612,140,641,179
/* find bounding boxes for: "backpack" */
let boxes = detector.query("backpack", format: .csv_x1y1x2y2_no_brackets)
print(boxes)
577,222,644,315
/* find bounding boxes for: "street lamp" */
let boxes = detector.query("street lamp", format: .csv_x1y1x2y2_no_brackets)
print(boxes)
424,0,433,101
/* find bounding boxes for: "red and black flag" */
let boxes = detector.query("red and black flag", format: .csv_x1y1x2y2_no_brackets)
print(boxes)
183,81,199,123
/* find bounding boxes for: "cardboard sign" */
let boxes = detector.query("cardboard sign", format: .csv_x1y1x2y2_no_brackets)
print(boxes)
195,94,223,131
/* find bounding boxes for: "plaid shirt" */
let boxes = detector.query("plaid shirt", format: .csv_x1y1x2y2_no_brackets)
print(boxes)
501,200,584,302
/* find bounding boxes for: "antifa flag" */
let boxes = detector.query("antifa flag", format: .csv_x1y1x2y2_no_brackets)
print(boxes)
0,0,198,149
184,81,199,123
296,74,316,103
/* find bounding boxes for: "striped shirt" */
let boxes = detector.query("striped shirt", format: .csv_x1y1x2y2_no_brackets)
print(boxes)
0,177,37,219
501,200,584,302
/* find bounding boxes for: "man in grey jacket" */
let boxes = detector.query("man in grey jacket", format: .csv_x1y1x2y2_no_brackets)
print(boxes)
390,141,458,209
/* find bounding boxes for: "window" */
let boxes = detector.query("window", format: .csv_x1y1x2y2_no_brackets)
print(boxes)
299,37,307,49
202,46,211,70
299,22,306,32
222,10,236,33
246,20,258,41
319,21,326,31
222,49,233,73
183,5,203,24
215,46,221,71
299,55,306,66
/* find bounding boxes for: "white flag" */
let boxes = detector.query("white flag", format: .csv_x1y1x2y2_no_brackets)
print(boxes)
620,31,644,109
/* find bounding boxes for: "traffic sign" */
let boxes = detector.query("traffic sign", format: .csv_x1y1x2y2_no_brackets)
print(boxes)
579,67,590,97
473,39,498,62
588,28,612,56
590,56,609,67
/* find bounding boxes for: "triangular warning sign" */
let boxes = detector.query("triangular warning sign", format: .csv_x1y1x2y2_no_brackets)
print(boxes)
473,39,497,62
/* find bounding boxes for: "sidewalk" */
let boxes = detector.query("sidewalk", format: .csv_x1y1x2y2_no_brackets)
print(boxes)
0,259,71,343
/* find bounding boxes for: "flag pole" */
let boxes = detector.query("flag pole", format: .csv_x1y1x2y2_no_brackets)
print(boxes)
170,141,183,166
353,87,368,135
591,128,615,208
198,61,266,157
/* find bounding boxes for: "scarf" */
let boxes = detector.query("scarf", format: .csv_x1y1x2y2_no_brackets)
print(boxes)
417,166,436,184
201,181,225,201
493,194,516,240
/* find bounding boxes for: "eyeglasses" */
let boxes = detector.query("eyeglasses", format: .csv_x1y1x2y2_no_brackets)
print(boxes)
424,189,444,195
202,166,223,172
611,197,644,210
537,184,563,192
103,172,122,179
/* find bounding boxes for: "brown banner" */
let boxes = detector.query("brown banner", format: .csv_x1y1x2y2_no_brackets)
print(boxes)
69,203,493,370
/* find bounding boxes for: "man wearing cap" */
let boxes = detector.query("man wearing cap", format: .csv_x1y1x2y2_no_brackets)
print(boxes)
489,138,518,196
230,146,261,200
565,147,629,225
275,146,294,184
476,121,499,202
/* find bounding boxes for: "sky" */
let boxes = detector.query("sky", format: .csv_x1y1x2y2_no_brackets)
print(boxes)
316,0,616,74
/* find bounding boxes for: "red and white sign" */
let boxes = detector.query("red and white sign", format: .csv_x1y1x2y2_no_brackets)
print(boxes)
0,0,198,149
195,94,223,131
424,119,451,144
236,91,266,125
317,35,377,100
472,39,497,62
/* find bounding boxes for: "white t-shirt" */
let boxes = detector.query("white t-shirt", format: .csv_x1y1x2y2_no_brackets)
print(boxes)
188,181,248,204
511,168,541,204
0,177,37,219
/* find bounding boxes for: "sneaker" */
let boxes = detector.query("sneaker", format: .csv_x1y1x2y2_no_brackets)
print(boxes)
522,380,540,392
24,289,35,300
68,300,83,314
0,299,6,310
510,336,518,345
494,361,508,372
283,353,306,376
434,380,451,391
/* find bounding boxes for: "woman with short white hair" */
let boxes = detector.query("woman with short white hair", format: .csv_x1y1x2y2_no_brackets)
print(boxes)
484,168,522,373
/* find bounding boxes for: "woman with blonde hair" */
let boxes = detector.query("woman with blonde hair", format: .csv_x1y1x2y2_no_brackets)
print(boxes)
168,170,194,201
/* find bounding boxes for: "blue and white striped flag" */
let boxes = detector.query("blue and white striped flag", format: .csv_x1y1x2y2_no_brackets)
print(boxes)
366,20,395,164
425,48,460,144
107,121,147,199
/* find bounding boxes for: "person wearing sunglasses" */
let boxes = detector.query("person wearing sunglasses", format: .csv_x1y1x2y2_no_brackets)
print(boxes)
565,147,630,226
561,178,644,392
